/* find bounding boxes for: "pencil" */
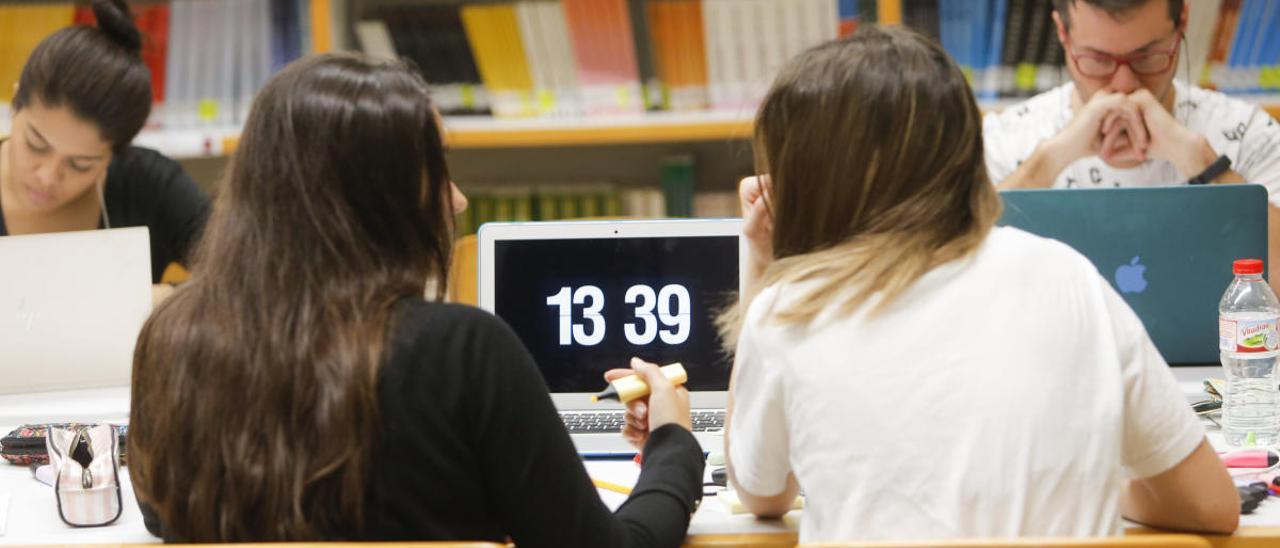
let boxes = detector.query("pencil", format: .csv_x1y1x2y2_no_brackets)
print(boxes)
592,478,634,495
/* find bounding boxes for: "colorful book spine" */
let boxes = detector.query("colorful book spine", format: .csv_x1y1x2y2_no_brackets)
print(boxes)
516,1,558,116
1265,4,1280,91
562,0,644,115
528,1,582,116
1184,0,1223,87
1207,0,1243,90
309,0,333,53
877,0,902,25
461,3,537,118
628,0,664,110
0,4,75,106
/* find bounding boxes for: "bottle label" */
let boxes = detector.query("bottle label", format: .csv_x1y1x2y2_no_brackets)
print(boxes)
1220,317,1280,353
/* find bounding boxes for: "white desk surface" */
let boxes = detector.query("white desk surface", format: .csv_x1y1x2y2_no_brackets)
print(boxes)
0,365,1274,544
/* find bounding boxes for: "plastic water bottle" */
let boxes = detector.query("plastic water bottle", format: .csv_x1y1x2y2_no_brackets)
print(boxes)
1219,258,1280,447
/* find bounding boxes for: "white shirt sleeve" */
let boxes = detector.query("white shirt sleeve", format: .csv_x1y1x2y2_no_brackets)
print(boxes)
1102,281,1204,479
983,110,1018,185
726,292,792,496
1234,108,1280,207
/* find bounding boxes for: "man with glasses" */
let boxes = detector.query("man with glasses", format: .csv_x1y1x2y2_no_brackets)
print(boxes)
985,0,1280,281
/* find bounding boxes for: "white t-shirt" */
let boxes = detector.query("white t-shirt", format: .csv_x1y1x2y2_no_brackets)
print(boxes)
983,81,1280,206
728,227,1204,542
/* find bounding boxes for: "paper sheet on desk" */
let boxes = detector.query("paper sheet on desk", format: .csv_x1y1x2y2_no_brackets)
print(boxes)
0,491,10,537
588,460,728,511
589,460,642,511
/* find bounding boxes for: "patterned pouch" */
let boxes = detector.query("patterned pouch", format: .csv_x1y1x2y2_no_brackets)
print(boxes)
47,425,123,527
1,423,128,466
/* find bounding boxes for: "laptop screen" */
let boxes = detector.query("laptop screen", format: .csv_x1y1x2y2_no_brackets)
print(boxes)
490,232,738,393
998,185,1268,365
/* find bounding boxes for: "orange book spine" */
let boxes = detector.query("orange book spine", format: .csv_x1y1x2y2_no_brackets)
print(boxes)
310,0,333,53
681,1,708,89
877,0,902,25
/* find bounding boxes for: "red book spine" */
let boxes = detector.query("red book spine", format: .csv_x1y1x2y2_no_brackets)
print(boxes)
139,4,169,104
73,5,94,26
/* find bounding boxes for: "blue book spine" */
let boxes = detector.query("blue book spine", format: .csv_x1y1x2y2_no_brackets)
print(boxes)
980,0,1008,102
957,0,975,79
1244,0,1275,93
937,1,954,63
269,0,287,72
1256,0,1280,92
938,0,968,80
1226,0,1259,93
839,0,858,19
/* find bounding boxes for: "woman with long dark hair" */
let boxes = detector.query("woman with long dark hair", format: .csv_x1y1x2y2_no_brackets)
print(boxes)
1,0,209,299
127,53,702,546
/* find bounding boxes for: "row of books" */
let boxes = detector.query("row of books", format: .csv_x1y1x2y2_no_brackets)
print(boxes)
851,0,1280,97
0,0,333,129
358,0,1280,120
455,184,739,235
2,0,1277,132
356,0,841,117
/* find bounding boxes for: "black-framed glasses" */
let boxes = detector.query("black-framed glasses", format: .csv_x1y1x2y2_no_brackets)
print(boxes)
1065,31,1182,78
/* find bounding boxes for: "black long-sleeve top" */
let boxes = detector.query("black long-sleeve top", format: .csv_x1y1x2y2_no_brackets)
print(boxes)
141,300,704,546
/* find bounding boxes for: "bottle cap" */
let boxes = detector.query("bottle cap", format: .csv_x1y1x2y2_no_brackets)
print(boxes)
1234,259,1264,275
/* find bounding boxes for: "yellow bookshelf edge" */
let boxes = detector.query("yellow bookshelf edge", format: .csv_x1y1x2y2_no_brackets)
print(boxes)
447,119,755,148
204,103,1280,156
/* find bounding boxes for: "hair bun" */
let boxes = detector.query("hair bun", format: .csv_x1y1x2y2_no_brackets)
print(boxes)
92,0,142,55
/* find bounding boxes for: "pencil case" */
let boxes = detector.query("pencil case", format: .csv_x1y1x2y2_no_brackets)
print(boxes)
0,423,128,466
47,424,123,526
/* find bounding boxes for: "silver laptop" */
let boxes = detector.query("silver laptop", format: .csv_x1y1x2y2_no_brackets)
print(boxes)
479,219,743,456
0,227,152,395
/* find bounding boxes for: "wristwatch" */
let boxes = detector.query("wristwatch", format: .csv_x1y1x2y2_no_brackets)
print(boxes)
1188,154,1232,185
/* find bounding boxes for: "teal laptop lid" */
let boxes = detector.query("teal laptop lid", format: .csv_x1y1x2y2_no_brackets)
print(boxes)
998,185,1268,365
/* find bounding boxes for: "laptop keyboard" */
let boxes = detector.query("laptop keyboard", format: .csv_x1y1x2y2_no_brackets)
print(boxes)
560,410,725,434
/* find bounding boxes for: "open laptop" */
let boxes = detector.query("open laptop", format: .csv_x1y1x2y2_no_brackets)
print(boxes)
998,185,1267,366
0,227,152,395
479,219,743,456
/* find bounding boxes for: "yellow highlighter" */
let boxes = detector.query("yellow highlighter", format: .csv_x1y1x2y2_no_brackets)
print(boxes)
590,363,688,403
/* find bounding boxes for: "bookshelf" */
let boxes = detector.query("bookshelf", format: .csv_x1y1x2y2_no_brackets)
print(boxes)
2,0,1279,217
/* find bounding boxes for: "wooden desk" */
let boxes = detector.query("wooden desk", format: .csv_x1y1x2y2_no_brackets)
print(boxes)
1130,526,1280,548
1,367,1278,548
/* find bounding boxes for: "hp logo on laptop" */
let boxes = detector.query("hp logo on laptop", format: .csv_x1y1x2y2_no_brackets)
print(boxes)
1115,256,1148,294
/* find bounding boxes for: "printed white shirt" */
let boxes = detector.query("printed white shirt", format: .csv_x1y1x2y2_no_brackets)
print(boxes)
984,81,1280,206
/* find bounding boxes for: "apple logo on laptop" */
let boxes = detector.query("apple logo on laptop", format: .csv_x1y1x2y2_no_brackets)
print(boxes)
1115,256,1148,294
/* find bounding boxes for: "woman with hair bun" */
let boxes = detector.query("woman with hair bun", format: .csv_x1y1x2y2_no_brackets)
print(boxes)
1,0,210,301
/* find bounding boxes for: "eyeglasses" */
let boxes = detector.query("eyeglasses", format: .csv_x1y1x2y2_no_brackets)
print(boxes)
1065,31,1181,79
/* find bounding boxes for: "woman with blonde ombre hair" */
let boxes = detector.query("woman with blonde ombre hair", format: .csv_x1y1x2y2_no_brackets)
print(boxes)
720,24,1237,542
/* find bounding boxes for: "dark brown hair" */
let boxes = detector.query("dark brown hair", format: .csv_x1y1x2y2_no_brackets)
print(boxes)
1052,0,1184,30
14,0,151,154
720,25,1000,342
128,53,453,541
